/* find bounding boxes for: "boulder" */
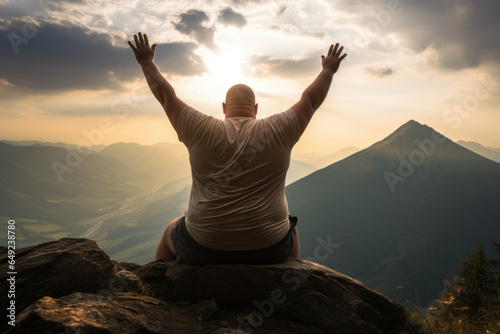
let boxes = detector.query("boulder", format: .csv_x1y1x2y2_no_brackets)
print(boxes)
157,260,408,333
0,238,116,314
2,238,418,333
9,292,221,334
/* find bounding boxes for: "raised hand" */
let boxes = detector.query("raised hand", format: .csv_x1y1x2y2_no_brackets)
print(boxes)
321,43,347,74
128,32,156,65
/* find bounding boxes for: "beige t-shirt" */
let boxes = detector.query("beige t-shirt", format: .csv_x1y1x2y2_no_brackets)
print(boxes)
177,106,302,250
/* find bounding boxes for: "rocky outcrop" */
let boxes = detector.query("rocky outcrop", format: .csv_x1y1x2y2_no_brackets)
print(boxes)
0,238,418,333
0,238,115,313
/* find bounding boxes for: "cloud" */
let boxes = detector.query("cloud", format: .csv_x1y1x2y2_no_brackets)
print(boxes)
57,0,86,4
0,1,34,20
0,21,207,92
336,0,500,70
276,5,287,17
230,0,264,6
365,67,393,78
217,7,247,28
173,9,217,50
246,53,319,78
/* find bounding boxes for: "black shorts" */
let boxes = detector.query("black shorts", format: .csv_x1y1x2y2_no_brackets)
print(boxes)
170,215,298,266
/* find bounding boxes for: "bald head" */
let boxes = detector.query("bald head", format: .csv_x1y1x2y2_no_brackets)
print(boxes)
225,84,255,107
223,84,258,118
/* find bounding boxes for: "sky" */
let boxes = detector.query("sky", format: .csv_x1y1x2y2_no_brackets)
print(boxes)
0,0,499,156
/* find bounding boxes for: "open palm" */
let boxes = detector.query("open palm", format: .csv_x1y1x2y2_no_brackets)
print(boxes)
321,43,347,74
128,32,156,65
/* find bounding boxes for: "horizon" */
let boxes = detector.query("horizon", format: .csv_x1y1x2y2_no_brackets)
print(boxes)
2,118,499,158
1,0,499,153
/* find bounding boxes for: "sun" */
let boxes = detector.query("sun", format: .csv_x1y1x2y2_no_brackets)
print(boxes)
203,48,246,85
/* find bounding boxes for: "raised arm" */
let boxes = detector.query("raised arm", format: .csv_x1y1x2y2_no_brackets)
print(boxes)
290,43,347,133
128,32,187,131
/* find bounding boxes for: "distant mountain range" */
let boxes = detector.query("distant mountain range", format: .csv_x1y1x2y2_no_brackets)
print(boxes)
100,142,191,186
313,146,361,168
285,120,500,306
0,139,107,151
457,140,500,163
0,141,149,245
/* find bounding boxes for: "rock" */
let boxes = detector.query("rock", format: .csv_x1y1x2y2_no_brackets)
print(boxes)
9,292,328,334
160,260,409,333
0,238,115,316
114,260,142,272
113,270,141,291
184,298,219,321
3,238,418,333
10,292,221,334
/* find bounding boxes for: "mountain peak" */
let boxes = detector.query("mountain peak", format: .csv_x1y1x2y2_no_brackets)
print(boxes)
403,119,421,126
392,119,425,135
378,120,449,150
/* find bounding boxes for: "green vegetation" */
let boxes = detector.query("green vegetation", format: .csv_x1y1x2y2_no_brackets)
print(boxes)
407,239,500,333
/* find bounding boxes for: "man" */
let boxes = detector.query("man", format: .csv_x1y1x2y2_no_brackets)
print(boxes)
128,32,346,265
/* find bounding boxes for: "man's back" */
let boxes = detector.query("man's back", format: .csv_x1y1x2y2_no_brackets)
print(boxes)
128,32,346,262
177,107,301,251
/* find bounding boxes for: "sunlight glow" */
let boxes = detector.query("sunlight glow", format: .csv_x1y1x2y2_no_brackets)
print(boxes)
203,48,247,85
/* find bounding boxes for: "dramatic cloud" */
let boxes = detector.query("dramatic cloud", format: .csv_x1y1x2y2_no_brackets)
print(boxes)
246,53,320,78
0,21,206,92
173,9,217,50
337,0,500,70
365,67,393,78
217,7,246,28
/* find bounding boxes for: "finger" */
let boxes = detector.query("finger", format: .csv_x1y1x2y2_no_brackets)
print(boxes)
338,53,347,62
133,34,139,47
327,44,333,56
332,43,339,56
144,34,149,47
127,40,137,51
138,32,144,45
321,55,325,62
336,46,344,57
152,44,156,53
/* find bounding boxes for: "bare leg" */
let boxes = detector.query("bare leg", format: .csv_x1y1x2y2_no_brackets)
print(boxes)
156,216,182,261
289,227,300,258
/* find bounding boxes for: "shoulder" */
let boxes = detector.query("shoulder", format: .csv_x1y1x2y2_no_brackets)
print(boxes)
256,109,302,148
179,106,219,125
261,109,300,128
178,107,223,139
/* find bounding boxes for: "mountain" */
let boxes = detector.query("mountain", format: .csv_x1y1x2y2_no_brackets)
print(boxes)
100,142,190,186
0,139,107,151
487,146,500,155
0,142,149,246
314,146,361,168
285,120,500,306
287,159,318,185
291,151,325,165
457,140,500,163
88,185,191,264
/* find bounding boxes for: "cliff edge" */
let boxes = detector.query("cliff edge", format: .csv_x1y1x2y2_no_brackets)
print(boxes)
0,238,417,333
